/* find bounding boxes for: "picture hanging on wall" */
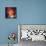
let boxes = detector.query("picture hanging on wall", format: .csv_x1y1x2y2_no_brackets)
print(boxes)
5,7,16,19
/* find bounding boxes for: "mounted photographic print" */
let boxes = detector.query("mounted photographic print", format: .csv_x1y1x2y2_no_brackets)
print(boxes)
5,7,16,19
18,24,46,41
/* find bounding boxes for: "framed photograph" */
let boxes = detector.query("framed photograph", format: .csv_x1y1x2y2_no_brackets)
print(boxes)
18,24,46,41
5,7,16,19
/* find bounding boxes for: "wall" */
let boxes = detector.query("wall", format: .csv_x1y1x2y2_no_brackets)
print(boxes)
0,0,46,44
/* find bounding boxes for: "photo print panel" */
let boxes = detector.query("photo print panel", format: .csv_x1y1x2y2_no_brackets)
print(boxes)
5,7,16,19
